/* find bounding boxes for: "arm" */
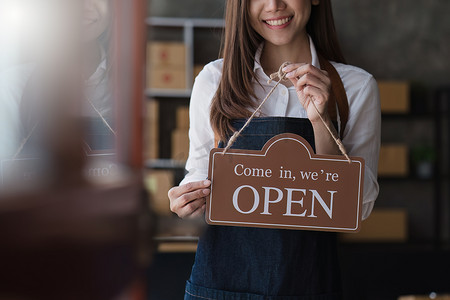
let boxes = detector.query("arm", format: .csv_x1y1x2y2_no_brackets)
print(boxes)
341,75,381,220
168,63,220,219
283,63,341,155
283,63,381,220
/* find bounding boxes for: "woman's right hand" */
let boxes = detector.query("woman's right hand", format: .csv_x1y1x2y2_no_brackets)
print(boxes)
168,180,211,219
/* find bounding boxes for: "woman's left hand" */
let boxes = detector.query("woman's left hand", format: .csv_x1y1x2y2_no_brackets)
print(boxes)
283,63,331,124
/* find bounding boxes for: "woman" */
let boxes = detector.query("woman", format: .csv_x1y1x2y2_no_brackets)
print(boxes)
169,0,380,298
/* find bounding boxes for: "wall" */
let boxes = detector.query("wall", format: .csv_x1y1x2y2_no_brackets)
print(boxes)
333,0,450,87
149,0,450,86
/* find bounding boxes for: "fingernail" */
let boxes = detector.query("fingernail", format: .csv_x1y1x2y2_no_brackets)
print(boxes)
286,72,294,78
282,66,289,72
203,180,211,186
203,189,210,195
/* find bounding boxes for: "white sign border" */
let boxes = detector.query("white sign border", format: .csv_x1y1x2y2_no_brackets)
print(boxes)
208,136,364,232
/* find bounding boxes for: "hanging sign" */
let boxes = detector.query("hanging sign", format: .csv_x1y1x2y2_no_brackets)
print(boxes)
206,133,365,233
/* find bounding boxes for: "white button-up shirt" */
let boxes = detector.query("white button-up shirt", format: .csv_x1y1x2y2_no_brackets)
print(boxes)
180,38,381,220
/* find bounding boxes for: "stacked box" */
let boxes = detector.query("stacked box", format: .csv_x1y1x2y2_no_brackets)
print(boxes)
176,106,189,129
193,64,204,81
172,106,190,161
378,144,409,176
340,209,408,242
144,169,174,216
144,99,159,160
147,42,186,89
378,81,410,113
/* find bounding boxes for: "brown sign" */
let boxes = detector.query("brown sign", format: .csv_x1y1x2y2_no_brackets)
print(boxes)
206,133,365,233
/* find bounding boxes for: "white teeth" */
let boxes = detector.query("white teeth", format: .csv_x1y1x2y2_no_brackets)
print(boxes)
265,17,291,26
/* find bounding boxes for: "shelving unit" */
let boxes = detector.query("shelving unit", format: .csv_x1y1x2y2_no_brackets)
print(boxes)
144,17,224,247
145,17,224,166
145,158,187,169
375,83,444,246
145,17,224,99
434,87,450,247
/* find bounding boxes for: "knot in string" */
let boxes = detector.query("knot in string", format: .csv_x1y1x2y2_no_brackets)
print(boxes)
268,61,291,84
220,61,351,163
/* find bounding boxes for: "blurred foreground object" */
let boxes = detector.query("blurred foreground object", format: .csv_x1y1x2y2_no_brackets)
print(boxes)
0,182,152,300
0,0,152,299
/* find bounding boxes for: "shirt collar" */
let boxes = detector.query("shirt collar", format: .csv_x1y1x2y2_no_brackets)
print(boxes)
253,35,320,78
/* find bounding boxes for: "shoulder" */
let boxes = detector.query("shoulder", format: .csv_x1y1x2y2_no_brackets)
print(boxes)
190,58,223,106
331,62,376,90
195,58,223,83
330,61,378,104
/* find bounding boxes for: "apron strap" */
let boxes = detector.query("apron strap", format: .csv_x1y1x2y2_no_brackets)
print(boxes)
213,57,350,147
317,54,349,140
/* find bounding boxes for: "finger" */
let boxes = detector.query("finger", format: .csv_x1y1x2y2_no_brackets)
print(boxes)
168,180,211,199
285,64,330,86
297,85,329,107
178,198,206,219
294,73,330,96
170,188,210,213
187,203,206,219
282,63,306,74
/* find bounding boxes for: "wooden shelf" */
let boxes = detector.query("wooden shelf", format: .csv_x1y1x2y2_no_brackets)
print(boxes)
145,88,192,98
146,159,186,169
154,235,199,253
146,17,224,28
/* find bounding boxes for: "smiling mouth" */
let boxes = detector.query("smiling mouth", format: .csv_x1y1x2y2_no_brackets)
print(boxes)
263,16,293,27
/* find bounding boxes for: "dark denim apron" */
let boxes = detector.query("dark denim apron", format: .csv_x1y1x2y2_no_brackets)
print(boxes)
185,117,343,300
84,117,115,151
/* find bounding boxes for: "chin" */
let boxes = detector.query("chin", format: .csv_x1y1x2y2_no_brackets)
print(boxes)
265,39,294,47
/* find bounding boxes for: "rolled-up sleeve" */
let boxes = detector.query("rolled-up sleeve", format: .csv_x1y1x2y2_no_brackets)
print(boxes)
179,62,221,186
342,74,381,220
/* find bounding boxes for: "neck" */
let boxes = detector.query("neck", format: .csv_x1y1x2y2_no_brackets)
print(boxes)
260,34,312,76
82,41,102,79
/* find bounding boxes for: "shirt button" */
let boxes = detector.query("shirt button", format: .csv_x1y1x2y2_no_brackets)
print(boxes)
281,90,287,96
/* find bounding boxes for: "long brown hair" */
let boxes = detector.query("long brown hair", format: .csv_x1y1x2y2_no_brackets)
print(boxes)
210,0,346,142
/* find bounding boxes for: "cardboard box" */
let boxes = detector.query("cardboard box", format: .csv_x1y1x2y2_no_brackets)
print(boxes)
176,106,189,129
193,64,204,81
171,129,189,161
147,42,186,67
378,81,410,113
340,209,408,242
158,242,198,253
144,170,174,216
144,100,159,160
147,67,186,90
378,144,409,176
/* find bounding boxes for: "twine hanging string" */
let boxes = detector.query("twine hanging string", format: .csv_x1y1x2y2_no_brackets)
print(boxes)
221,62,291,155
221,62,352,163
12,122,39,160
86,95,116,136
307,95,351,163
